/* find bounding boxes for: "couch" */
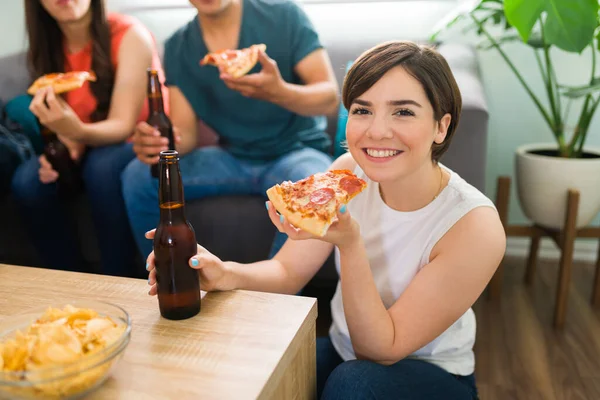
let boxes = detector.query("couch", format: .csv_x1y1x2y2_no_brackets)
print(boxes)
0,2,489,286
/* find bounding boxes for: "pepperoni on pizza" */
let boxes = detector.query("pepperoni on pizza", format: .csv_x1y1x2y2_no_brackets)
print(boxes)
266,170,367,237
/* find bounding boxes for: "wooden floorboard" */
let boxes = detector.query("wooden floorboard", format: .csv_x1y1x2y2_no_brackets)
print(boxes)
309,253,600,399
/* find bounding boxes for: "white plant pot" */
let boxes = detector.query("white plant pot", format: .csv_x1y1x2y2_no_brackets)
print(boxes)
515,143,600,230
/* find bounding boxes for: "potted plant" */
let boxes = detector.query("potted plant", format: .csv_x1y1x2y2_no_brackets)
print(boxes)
431,0,600,229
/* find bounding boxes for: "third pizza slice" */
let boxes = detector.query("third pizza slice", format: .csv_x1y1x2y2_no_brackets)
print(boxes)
266,170,367,237
200,44,267,78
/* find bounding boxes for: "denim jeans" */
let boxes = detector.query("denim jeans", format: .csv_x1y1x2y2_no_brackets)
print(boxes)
11,142,138,277
317,337,479,400
121,146,333,259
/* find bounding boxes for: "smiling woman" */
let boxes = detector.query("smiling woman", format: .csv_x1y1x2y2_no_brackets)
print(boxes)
143,40,506,400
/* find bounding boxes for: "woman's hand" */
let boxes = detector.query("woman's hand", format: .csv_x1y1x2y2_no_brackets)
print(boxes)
266,201,361,249
144,229,236,295
37,135,85,184
38,155,59,184
29,87,83,139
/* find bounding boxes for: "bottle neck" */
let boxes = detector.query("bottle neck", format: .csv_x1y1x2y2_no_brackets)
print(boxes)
148,95,164,114
158,160,186,224
147,74,164,114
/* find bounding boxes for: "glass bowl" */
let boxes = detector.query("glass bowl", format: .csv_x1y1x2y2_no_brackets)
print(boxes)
0,300,131,400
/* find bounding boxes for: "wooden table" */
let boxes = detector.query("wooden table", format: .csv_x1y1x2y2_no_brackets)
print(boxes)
0,264,318,400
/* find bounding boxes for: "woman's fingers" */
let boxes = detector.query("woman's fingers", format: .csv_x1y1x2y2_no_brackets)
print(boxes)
148,283,157,296
146,251,155,272
148,268,156,285
265,201,313,240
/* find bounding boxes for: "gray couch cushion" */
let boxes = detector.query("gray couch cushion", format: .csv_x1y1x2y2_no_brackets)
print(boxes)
0,52,29,104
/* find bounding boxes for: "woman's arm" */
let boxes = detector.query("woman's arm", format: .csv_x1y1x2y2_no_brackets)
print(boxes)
227,237,334,295
77,24,155,145
340,205,506,364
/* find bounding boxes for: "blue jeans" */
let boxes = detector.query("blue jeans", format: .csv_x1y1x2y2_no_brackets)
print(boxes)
122,146,333,259
317,337,479,400
11,142,138,276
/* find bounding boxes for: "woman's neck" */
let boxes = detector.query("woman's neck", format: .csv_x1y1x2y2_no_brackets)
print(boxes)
379,161,448,212
59,8,93,53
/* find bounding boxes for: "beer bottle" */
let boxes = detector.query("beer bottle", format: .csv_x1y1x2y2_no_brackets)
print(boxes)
41,126,84,198
154,150,201,320
146,69,175,178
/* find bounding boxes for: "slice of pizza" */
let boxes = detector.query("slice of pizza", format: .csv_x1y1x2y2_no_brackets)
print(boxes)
200,44,267,78
266,170,367,237
27,71,97,95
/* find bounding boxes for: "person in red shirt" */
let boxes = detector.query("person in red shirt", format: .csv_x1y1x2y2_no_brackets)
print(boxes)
11,0,167,277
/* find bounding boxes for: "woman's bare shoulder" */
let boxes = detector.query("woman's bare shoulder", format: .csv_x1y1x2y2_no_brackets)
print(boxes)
329,152,357,172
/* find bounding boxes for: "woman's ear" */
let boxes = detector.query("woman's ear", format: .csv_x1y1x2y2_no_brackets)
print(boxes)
434,113,451,144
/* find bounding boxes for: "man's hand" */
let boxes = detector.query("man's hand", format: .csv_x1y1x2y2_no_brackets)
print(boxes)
29,87,83,138
132,122,182,165
220,50,287,103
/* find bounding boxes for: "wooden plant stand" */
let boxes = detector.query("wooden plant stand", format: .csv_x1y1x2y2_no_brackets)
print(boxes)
488,176,600,328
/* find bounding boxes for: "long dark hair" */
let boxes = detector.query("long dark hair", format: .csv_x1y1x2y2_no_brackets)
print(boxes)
343,41,462,162
25,0,114,122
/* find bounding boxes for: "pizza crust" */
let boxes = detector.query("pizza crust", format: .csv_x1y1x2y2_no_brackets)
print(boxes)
266,186,330,237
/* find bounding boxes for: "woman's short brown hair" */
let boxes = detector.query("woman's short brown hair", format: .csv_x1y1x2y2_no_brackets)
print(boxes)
342,41,462,162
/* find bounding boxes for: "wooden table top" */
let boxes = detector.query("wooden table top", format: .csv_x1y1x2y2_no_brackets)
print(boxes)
0,264,318,399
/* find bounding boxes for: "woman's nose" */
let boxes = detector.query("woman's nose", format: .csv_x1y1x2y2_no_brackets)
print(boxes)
366,116,393,140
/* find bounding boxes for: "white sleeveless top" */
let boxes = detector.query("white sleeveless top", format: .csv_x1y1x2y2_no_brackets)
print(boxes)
329,163,496,376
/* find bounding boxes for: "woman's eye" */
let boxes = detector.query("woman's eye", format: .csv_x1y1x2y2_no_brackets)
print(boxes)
395,109,415,117
351,107,370,115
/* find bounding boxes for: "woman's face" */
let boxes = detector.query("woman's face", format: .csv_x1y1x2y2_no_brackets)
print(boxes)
40,0,92,23
345,66,450,183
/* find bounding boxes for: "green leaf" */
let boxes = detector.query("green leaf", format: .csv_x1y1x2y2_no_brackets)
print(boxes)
504,0,545,42
544,0,598,53
429,0,484,41
560,77,600,98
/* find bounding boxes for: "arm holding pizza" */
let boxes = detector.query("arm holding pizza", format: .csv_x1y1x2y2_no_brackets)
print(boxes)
30,25,155,146
220,48,339,117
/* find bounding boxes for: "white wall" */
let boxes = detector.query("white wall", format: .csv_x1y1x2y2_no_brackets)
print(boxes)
0,2,27,57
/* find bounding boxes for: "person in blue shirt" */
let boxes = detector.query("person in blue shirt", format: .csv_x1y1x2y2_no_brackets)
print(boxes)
122,0,339,259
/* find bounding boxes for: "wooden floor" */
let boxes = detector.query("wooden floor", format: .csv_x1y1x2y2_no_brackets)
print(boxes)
308,254,600,400
474,254,600,400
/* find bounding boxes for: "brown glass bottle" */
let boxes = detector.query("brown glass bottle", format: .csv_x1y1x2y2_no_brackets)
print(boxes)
41,126,83,198
147,69,175,178
154,150,200,320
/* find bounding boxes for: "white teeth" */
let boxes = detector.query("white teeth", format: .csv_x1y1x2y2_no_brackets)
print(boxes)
366,149,400,158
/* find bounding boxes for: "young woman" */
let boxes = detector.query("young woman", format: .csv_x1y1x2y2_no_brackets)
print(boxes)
11,0,167,277
146,40,505,399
